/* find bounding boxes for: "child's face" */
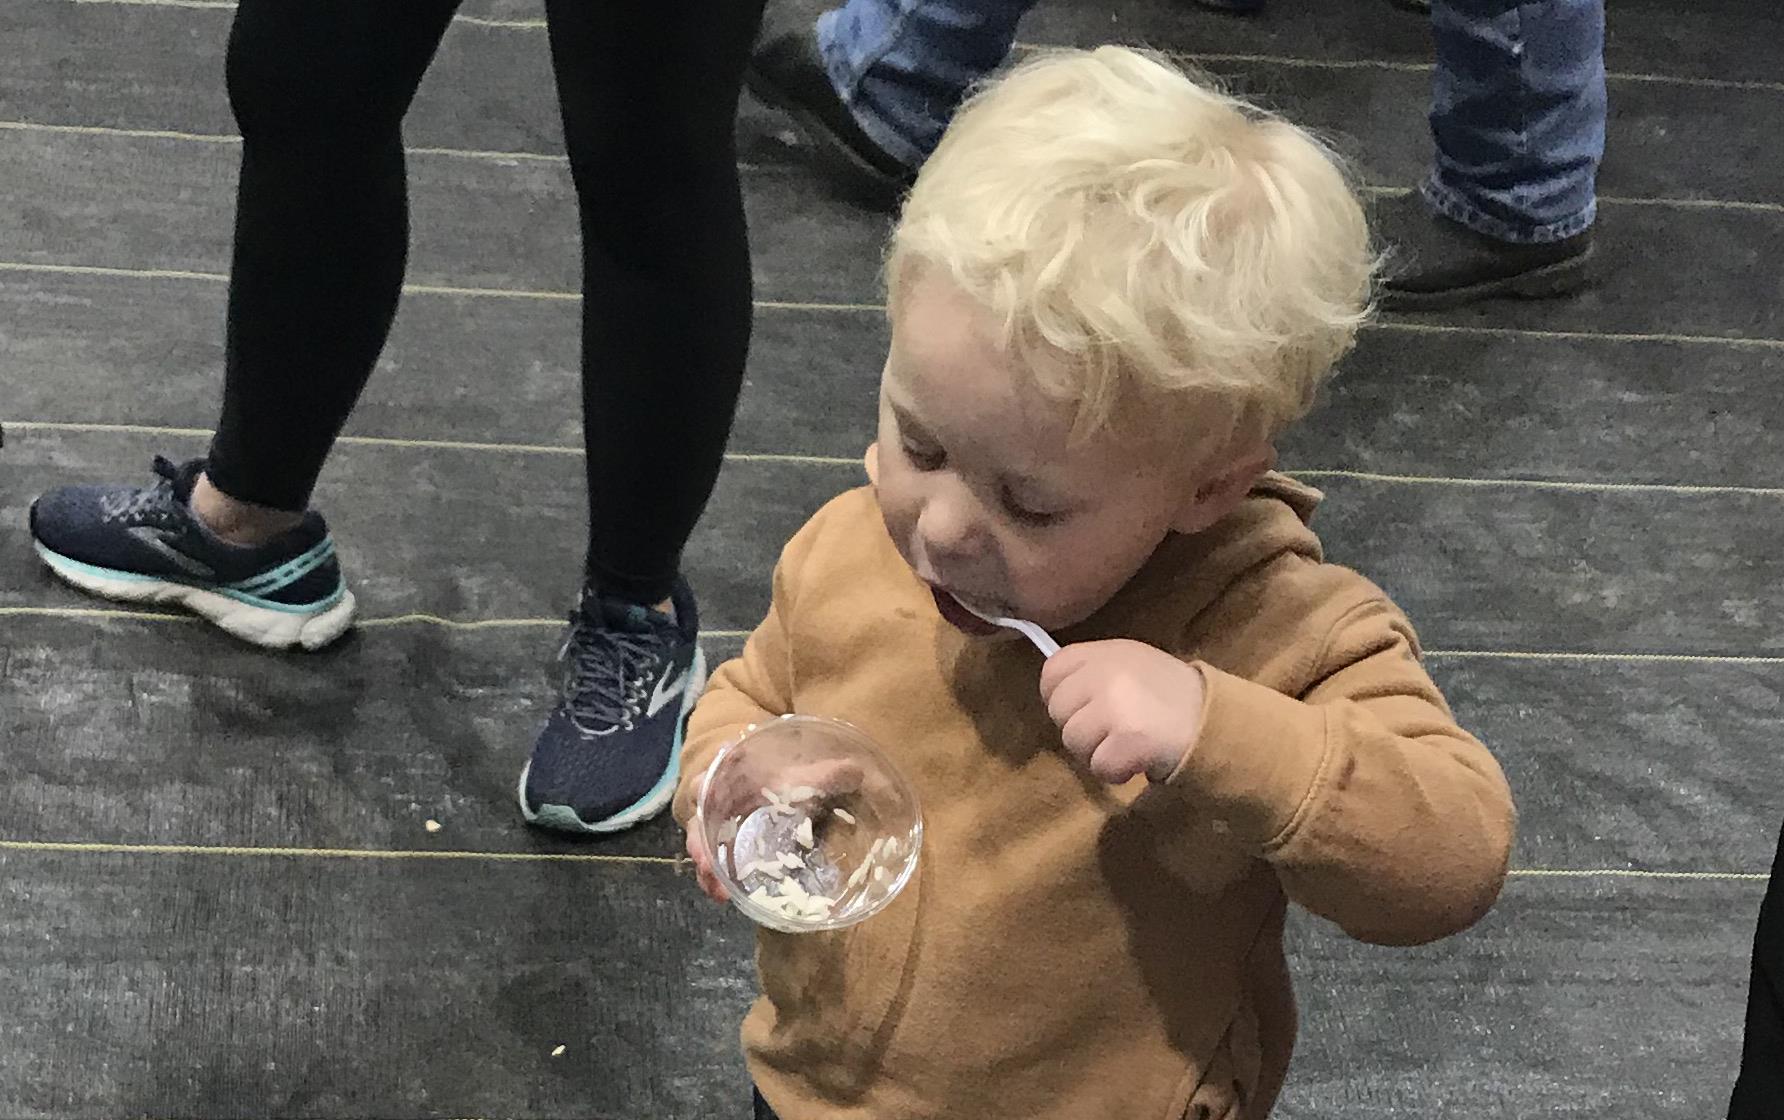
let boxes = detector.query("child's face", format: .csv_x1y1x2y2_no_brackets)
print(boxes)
869,273,1256,633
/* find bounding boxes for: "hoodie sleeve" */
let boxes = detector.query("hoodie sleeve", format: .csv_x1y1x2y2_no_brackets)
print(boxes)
671,513,818,827
1164,597,1515,946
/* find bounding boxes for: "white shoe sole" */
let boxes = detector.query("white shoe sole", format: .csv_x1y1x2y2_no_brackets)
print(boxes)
35,542,357,651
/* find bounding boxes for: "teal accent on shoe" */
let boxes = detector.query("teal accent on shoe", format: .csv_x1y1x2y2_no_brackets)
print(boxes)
37,543,347,615
216,581,348,614
529,804,593,831
225,537,337,596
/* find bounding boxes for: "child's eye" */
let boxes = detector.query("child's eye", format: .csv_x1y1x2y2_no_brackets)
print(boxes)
902,441,945,471
1003,495,1064,528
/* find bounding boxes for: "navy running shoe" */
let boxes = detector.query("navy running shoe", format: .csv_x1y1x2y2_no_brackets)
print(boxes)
520,578,707,834
29,456,356,650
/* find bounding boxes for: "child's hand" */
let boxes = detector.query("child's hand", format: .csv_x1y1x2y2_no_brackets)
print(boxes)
682,754,867,906
1039,640,1207,784
684,821,731,904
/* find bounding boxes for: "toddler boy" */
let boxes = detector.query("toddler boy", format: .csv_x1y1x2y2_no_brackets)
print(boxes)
676,46,1516,1119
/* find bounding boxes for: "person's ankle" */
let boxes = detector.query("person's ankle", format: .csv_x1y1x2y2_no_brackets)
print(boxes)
190,473,303,547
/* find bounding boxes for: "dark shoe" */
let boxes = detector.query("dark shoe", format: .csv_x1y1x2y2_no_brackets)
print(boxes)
29,455,355,649
519,579,706,834
747,6,917,202
1375,190,1594,311
1390,0,1431,12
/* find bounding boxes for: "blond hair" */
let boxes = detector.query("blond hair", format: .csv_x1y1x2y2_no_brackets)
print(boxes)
889,46,1374,449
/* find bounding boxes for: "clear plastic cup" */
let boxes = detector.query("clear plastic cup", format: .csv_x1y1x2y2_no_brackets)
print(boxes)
697,714,922,933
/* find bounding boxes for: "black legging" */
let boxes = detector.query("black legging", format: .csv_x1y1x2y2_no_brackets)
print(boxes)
207,0,763,605
1730,818,1784,1117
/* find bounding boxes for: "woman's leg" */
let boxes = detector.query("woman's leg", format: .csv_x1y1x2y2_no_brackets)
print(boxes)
544,0,764,606
517,0,766,835
206,0,461,515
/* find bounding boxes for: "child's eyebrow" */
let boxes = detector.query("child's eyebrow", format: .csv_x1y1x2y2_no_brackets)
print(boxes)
888,400,939,444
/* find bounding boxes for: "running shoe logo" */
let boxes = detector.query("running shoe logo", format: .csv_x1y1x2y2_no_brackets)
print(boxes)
647,662,694,718
127,526,217,581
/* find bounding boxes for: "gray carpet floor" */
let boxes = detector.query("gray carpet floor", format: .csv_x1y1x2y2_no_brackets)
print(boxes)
1,0,1778,1116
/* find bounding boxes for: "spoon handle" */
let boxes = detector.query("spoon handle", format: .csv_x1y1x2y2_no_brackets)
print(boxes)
958,596,1062,659
1005,618,1061,658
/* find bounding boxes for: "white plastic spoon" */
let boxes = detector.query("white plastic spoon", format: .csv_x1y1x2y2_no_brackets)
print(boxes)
959,600,1061,658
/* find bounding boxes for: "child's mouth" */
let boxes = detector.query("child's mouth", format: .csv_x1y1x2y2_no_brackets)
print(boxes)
929,586,1003,636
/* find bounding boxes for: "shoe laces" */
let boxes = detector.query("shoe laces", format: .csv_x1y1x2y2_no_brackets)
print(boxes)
559,600,674,735
99,456,185,524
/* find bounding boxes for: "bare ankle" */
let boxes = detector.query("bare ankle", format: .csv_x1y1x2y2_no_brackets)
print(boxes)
191,473,303,547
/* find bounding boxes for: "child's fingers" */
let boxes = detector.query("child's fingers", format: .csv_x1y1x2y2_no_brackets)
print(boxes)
1042,665,1098,729
684,824,730,903
684,825,710,870
1037,642,1093,703
1058,705,1109,763
1087,739,1148,786
697,864,730,904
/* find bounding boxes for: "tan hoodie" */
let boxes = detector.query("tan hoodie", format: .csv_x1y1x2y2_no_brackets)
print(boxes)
675,476,1515,1120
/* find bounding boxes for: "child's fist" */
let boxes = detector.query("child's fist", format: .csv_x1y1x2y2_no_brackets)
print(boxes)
1038,639,1207,784
682,754,867,906
684,823,731,904
682,770,731,905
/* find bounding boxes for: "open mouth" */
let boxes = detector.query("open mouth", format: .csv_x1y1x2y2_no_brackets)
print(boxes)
929,586,1003,636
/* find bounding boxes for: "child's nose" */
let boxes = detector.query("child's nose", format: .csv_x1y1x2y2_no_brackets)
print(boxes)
916,490,981,561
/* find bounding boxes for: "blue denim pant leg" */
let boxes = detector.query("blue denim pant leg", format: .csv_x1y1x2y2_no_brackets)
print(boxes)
1423,0,1606,243
816,0,1036,169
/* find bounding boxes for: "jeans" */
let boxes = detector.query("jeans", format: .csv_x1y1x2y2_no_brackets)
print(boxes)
816,0,1030,167
816,0,1604,243
1423,0,1604,243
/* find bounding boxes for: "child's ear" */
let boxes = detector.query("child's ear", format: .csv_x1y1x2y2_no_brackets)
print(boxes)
1169,443,1276,534
864,442,881,486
